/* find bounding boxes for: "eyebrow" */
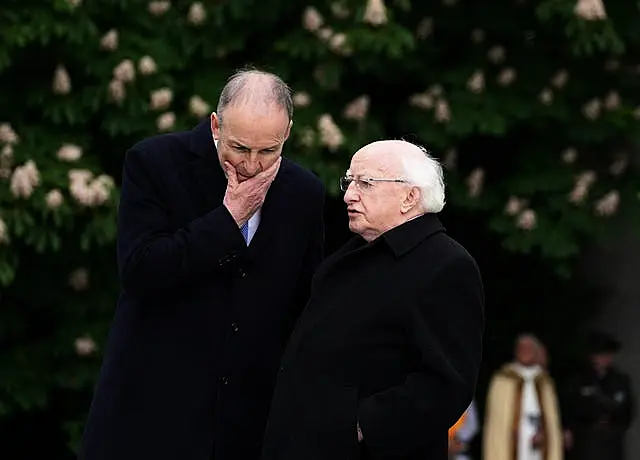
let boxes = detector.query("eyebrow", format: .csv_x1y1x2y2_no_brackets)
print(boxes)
230,140,279,150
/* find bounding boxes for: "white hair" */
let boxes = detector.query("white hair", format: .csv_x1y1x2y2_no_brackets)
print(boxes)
399,145,446,213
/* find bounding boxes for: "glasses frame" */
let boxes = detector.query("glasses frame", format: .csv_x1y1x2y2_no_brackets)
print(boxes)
339,174,408,192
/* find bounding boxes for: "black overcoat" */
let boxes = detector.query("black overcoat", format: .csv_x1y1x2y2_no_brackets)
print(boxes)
261,214,485,460
79,120,325,460
565,366,635,460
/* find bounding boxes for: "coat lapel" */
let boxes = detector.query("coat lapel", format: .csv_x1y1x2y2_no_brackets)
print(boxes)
246,160,294,254
188,120,227,211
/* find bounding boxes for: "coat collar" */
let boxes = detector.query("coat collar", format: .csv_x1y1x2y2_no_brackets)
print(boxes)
381,212,445,257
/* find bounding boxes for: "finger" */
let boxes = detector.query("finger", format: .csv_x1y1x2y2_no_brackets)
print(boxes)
262,157,282,181
224,161,238,187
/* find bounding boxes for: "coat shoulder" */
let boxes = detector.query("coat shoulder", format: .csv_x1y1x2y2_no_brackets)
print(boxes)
126,129,194,170
282,158,325,197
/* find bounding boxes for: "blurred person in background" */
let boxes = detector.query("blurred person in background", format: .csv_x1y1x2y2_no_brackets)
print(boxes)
563,331,634,460
448,401,479,460
79,69,325,460
261,140,485,460
483,334,563,460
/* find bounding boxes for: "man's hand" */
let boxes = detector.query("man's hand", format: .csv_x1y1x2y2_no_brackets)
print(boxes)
223,158,281,226
531,432,545,449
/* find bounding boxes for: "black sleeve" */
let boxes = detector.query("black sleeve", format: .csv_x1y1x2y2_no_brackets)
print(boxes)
117,147,247,299
358,254,485,458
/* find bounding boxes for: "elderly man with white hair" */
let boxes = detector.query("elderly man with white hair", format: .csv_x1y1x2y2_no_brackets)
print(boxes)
261,140,485,460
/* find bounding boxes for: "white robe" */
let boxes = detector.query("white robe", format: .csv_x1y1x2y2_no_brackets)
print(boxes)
513,364,542,460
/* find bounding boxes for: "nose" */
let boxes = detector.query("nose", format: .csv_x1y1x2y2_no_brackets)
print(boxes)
343,181,359,204
243,152,262,174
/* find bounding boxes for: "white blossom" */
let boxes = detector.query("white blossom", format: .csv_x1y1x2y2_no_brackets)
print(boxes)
497,68,517,86
609,155,628,176
331,2,349,19
466,168,484,197
150,88,173,110
574,0,607,20
189,95,210,118
505,197,526,216
148,0,171,16
138,56,158,75
109,79,126,104
516,209,536,230
561,147,577,164
408,93,434,110
435,100,451,122
603,91,620,110
487,46,506,64
0,217,8,245
53,65,72,95
10,160,40,199
317,27,333,42
0,145,13,178
299,127,316,147
100,30,118,51
187,2,206,25
582,98,601,120
329,33,351,55
467,70,485,93
45,189,64,209
293,92,311,108
634,107,640,120
594,190,619,216
69,171,114,207
57,143,82,162
317,114,344,151
343,95,370,121
74,336,97,356
157,112,176,131
442,149,457,170
113,59,135,83
363,0,387,26
66,0,82,9
539,88,553,105
551,69,569,88
569,170,596,204
0,123,19,145
303,6,324,32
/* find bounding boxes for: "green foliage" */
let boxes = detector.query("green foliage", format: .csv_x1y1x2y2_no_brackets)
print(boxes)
0,0,639,453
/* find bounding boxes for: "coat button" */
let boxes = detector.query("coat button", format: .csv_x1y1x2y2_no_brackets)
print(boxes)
231,322,239,332
239,270,247,278
222,376,230,385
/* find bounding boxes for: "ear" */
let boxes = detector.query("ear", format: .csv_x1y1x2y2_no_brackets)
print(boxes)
211,112,221,140
283,119,293,141
400,186,421,214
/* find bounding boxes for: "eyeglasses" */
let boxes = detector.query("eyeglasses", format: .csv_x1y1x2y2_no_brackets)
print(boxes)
339,174,408,192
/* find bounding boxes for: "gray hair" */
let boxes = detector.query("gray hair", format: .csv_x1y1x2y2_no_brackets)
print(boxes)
399,144,446,213
217,67,293,125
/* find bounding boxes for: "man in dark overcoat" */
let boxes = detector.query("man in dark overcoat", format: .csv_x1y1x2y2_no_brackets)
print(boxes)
564,331,634,460
79,69,325,460
261,140,485,460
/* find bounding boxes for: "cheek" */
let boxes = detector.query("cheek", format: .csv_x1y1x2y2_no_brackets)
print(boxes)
219,148,241,165
259,154,280,170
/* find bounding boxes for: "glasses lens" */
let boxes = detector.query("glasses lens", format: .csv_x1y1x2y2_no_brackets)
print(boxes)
339,176,351,192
